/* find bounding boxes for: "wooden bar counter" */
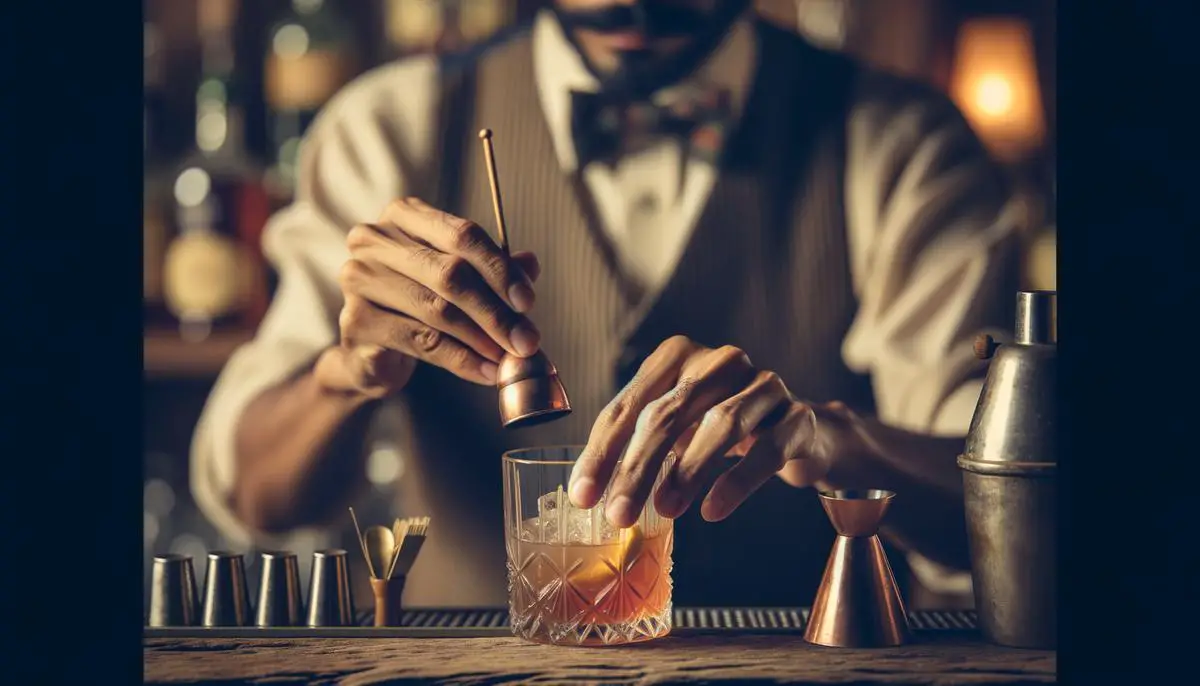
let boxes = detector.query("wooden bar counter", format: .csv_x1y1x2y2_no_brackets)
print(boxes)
144,633,1056,684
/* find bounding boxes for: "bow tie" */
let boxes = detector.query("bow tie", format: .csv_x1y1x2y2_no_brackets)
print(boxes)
570,87,733,168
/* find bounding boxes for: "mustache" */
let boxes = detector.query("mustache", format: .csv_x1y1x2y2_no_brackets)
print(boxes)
553,2,711,37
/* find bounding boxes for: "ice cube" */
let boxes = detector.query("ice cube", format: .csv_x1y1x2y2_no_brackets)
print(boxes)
519,516,545,542
537,485,567,517
524,487,625,545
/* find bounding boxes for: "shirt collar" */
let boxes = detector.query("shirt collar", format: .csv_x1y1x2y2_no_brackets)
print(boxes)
532,8,758,173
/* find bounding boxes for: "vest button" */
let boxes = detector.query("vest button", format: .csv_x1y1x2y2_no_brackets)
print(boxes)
633,194,658,214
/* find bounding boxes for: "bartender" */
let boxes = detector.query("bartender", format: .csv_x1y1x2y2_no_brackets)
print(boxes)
191,0,1019,607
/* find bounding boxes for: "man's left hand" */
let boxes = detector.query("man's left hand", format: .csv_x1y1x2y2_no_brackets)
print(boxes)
569,335,862,527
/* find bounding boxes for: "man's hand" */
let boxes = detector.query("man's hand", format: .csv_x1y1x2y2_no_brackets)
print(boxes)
570,336,862,527
315,197,542,398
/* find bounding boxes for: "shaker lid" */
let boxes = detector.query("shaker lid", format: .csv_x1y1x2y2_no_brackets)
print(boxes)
960,291,1057,472
1015,290,1056,345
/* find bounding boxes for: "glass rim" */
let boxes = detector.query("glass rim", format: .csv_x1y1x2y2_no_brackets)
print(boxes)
501,444,586,466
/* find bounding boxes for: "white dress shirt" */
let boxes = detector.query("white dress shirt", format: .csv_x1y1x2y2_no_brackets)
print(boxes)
534,14,756,292
190,10,1020,597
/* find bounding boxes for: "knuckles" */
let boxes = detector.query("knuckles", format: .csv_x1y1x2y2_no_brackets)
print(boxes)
436,255,473,294
642,393,683,432
713,344,753,371
702,404,741,440
422,290,456,321
446,218,485,253
384,197,420,219
338,296,368,335
600,396,633,429
664,334,696,355
337,259,369,293
345,223,379,252
409,324,443,353
759,370,785,393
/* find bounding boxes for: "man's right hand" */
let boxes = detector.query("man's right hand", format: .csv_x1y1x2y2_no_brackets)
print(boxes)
315,197,541,398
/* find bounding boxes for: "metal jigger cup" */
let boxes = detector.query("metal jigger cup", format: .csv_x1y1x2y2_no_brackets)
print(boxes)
306,549,356,627
255,551,304,627
804,490,911,648
201,551,253,627
497,350,572,428
148,553,199,627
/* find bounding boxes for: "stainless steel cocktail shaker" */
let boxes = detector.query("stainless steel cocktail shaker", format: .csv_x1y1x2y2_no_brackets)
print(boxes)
958,290,1057,649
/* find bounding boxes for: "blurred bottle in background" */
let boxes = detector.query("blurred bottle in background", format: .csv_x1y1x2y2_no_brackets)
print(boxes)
163,0,271,341
458,0,513,45
264,0,358,201
382,0,449,56
145,19,172,328
380,0,514,58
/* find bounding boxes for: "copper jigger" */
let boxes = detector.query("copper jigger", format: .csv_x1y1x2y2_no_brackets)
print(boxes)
804,490,910,648
497,351,571,428
479,128,572,429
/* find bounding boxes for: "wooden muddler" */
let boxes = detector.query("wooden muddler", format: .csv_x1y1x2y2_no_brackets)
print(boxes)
370,577,405,627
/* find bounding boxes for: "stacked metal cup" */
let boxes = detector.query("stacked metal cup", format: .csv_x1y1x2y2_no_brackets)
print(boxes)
255,551,304,627
148,554,199,627
201,551,253,627
306,549,355,627
149,547,360,628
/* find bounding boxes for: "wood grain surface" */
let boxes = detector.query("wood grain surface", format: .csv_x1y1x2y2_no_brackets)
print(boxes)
144,634,1056,685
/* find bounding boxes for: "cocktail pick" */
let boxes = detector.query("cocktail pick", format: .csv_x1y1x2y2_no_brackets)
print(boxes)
348,507,376,579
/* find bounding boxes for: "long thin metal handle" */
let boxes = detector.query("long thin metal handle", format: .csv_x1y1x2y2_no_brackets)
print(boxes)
478,128,510,256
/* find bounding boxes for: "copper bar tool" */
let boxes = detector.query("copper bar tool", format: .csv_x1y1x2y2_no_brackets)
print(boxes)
478,128,572,429
804,490,910,648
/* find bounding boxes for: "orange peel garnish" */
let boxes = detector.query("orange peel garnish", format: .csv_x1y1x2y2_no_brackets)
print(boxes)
567,525,645,587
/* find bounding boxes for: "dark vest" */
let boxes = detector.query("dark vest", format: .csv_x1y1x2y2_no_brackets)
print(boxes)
391,20,880,607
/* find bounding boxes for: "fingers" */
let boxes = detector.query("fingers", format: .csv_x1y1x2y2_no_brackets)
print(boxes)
654,371,791,519
777,402,836,488
339,293,499,386
511,251,541,284
381,197,537,314
339,255,506,363
603,345,758,527
702,403,822,521
345,223,539,358
570,336,700,510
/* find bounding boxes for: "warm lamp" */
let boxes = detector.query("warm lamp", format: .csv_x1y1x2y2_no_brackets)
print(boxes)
949,17,1046,162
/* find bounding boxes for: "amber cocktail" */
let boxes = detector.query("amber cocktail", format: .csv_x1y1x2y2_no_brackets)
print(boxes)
503,446,673,646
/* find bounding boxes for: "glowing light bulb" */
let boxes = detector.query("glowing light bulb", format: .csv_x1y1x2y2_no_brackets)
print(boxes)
976,74,1014,117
